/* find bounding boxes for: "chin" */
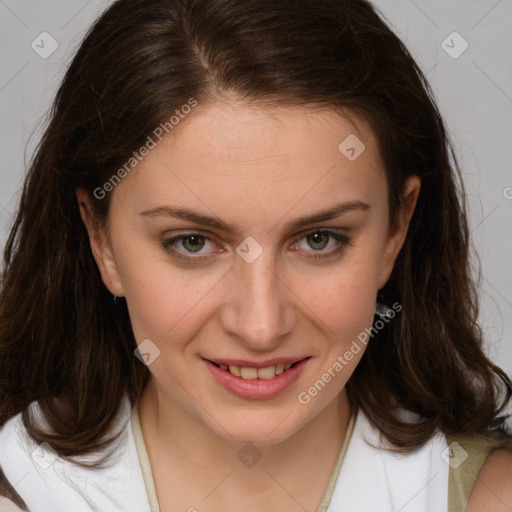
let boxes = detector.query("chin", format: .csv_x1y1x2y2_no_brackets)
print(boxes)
212,410,307,446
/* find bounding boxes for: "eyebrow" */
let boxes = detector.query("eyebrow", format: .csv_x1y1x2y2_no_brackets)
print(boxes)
140,200,370,234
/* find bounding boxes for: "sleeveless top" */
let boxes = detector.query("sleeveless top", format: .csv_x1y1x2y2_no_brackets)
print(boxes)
0,395,497,511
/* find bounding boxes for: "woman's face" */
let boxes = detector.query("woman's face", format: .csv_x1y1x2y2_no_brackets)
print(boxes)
78,101,419,445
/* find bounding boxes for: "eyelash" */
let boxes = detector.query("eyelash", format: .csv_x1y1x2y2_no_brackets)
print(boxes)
160,228,352,264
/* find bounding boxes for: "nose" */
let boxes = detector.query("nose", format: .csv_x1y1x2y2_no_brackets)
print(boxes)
220,250,297,351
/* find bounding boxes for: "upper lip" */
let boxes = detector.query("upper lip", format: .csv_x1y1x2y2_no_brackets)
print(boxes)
205,356,310,368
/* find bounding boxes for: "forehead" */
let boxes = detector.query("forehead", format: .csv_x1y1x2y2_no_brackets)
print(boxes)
109,101,386,228
164,101,379,167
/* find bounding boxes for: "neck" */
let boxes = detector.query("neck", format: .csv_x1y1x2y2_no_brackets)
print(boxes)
138,375,352,500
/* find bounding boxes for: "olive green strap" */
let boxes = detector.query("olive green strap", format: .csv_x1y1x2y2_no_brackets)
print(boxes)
132,401,355,512
447,435,498,512
131,398,500,512
316,412,356,512
131,399,161,512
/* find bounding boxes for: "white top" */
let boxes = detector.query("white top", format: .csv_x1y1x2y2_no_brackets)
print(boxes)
0,395,450,511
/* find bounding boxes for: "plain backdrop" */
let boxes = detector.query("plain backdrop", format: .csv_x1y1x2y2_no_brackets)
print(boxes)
0,1,511,403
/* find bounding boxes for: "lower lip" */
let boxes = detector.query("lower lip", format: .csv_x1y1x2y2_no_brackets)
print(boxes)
204,358,310,399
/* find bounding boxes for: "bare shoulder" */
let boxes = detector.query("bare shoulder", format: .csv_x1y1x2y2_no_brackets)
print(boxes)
0,498,25,512
466,448,512,512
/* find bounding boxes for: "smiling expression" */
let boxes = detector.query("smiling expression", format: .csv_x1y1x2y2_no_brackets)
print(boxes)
78,100,419,444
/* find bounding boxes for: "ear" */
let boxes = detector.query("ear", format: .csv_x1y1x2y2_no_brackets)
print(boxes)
75,188,125,297
377,175,421,290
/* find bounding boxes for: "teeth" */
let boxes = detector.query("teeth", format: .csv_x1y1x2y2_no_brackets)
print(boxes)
240,367,258,379
257,366,276,380
220,362,297,379
229,365,241,377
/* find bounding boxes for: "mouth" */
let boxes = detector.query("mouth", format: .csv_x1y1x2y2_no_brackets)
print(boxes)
207,358,307,380
203,356,311,399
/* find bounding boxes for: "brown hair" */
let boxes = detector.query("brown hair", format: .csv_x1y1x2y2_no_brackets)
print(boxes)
1,0,511,504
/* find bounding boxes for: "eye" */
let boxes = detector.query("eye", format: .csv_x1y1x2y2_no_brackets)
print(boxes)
160,228,351,264
160,232,220,263
178,234,207,252
290,229,351,260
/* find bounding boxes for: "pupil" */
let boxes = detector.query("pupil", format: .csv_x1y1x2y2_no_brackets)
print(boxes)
308,232,328,250
183,235,205,252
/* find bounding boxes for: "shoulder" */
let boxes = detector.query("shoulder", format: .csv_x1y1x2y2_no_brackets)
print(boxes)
0,395,143,511
0,405,39,511
466,447,512,511
0,499,26,512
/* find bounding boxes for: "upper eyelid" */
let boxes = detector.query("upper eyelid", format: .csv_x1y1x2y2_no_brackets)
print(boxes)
167,226,349,238
290,226,348,241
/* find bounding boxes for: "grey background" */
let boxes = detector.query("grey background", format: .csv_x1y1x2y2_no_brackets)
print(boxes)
1,1,511,389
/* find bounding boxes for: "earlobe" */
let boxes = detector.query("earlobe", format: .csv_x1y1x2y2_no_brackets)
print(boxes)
75,188,125,297
377,175,421,289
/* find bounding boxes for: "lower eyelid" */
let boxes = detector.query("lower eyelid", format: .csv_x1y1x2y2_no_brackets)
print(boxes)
160,241,215,264
292,230,350,247
165,235,214,251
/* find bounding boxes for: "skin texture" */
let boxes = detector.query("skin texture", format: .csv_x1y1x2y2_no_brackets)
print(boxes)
466,449,512,511
76,101,421,510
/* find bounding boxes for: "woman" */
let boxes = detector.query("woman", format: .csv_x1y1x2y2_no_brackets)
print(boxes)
0,0,511,510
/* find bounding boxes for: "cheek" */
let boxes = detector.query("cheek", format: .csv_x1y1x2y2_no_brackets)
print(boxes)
292,262,379,405
113,239,221,345
293,253,381,339
113,217,385,353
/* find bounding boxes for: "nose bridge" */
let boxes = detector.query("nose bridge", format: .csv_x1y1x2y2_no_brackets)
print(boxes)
223,249,294,347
